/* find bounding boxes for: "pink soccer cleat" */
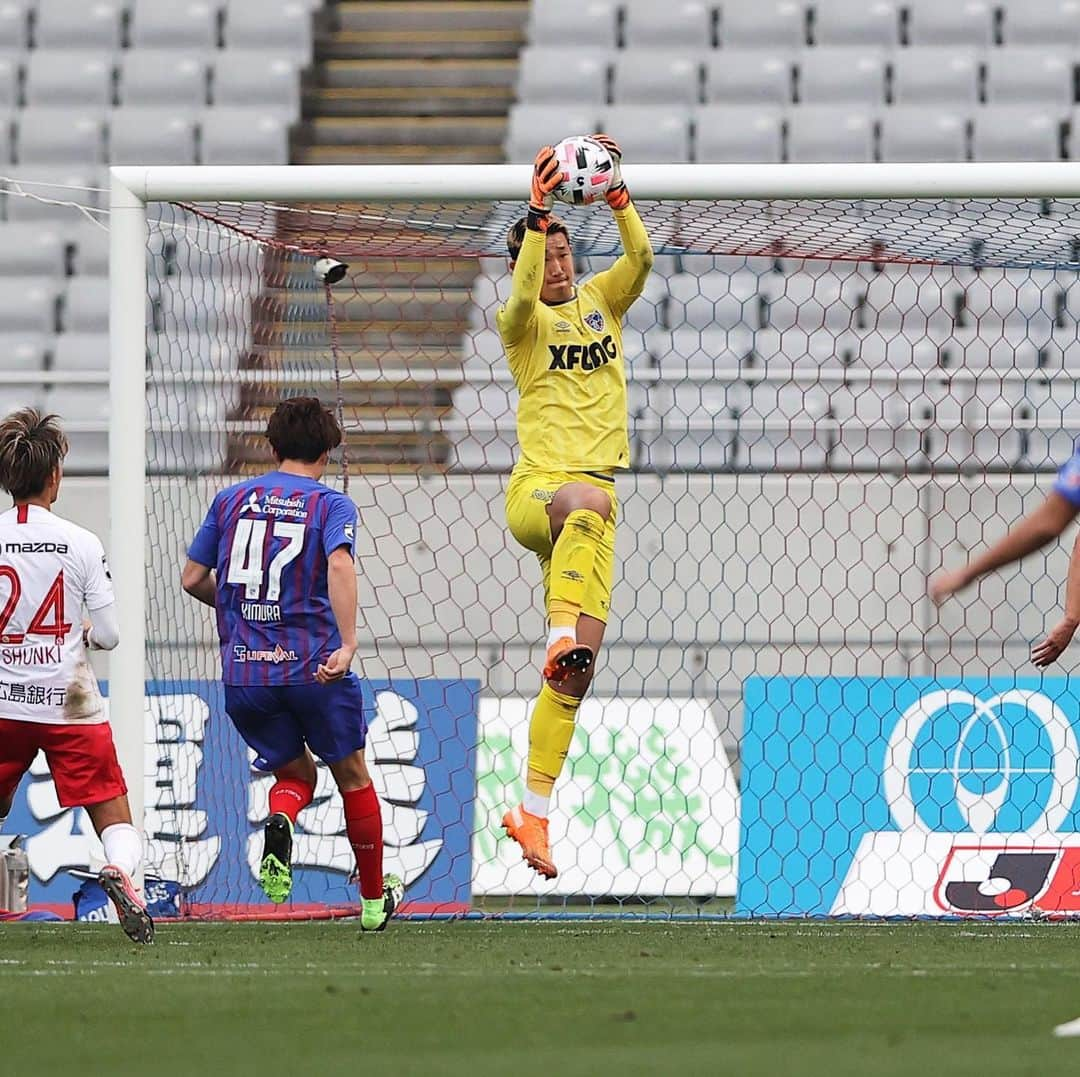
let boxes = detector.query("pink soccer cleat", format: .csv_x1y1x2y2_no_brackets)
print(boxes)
98,865,155,945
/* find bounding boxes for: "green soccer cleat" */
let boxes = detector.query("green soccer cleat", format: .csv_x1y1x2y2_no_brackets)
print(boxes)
360,873,404,932
259,813,294,904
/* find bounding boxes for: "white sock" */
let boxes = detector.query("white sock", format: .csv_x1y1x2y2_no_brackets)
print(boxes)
0,815,7,832
100,823,142,878
546,625,575,648
522,789,550,818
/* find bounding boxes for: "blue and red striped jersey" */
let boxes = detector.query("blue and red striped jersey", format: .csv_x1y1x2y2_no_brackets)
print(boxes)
187,471,358,686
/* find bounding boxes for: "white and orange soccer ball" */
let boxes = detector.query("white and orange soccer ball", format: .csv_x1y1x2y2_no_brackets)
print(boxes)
551,135,614,206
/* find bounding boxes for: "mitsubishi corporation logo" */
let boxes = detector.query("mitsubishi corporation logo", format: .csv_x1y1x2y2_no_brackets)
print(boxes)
883,689,1080,835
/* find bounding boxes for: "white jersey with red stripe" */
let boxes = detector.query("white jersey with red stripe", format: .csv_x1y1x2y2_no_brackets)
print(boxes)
0,503,114,724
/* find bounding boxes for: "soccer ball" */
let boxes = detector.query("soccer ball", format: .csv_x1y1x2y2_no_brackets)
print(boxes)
551,135,614,206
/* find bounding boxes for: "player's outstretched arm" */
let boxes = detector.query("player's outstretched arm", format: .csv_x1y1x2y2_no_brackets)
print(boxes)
1033,525,1080,666
181,558,216,608
589,134,654,314
316,546,359,684
930,491,1079,604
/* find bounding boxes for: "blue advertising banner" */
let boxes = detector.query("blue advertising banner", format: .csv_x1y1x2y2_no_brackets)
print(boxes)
5,678,479,914
740,676,1080,917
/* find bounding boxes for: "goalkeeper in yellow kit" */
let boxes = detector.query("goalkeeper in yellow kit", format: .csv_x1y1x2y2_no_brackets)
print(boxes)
497,136,654,879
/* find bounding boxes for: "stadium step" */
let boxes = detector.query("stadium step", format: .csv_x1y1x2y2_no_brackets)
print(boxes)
292,143,503,164
317,58,517,90
299,115,506,147
331,1,529,34
305,85,513,118
317,29,524,61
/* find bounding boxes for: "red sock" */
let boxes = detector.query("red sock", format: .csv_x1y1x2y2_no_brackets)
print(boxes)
343,784,383,900
268,778,314,824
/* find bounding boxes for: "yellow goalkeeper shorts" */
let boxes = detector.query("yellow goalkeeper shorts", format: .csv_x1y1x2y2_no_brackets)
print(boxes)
505,467,618,624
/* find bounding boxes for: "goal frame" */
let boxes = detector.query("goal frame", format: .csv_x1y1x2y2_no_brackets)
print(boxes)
108,160,1080,875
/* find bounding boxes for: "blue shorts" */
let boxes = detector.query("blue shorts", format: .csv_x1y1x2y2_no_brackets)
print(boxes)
223,675,368,772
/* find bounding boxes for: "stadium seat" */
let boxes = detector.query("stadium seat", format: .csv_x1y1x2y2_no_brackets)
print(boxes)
131,0,219,49
878,107,967,162
222,0,314,56
24,51,114,108
44,384,109,473
905,0,995,46
34,0,123,48
668,271,768,332
0,277,59,333
731,382,830,470
622,1,713,48
515,47,609,106
612,50,702,106
3,167,101,222
720,2,806,48
889,48,979,106
527,0,618,48
812,0,900,46
797,48,886,105
972,107,1061,162
109,108,198,165
212,52,303,112
1001,0,1080,46
704,49,792,105
62,277,108,333
599,105,690,162
0,0,30,48
984,49,1074,107
0,221,68,276
16,108,105,163
504,104,600,162
49,331,109,371
0,333,47,371
786,106,875,163
119,52,208,109
0,52,19,108
200,107,293,164
696,105,783,162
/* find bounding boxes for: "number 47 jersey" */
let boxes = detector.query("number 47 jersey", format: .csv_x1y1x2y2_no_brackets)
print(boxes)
187,471,359,686
0,503,114,725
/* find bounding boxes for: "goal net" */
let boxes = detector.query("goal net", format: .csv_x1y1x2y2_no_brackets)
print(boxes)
109,167,1080,920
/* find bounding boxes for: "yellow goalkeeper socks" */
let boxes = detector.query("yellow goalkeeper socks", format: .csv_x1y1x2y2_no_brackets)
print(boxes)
548,509,605,629
525,683,581,804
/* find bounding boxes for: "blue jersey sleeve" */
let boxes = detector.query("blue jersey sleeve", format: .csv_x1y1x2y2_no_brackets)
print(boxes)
323,493,358,558
188,494,222,567
1054,446,1080,507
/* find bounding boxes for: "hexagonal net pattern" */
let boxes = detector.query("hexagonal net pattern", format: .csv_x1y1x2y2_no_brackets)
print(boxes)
143,194,1080,920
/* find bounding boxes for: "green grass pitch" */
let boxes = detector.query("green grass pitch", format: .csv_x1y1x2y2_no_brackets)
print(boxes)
4,920,1080,1076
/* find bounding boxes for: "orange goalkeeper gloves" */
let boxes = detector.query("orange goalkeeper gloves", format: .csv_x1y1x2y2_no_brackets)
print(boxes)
592,133,630,211
528,145,562,232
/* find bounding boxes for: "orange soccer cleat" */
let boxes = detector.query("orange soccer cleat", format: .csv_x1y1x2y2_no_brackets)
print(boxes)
501,804,558,879
542,637,593,684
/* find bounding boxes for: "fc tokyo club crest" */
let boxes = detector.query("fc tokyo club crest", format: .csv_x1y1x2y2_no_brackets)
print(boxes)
584,310,605,333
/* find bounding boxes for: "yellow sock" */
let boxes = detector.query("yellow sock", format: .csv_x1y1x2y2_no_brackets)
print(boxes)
525,683,581,797
548,509,605,627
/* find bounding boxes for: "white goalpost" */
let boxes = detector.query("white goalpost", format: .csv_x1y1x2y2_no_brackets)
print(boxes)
108,162,1080,920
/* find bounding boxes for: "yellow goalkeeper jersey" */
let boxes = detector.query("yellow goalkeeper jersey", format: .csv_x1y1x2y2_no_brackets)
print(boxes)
495,204,654,473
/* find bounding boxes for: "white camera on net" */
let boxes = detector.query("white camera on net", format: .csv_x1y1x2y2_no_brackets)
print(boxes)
313,257,348,285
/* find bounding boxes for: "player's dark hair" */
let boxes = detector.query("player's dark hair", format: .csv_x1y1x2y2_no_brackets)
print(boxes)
266,396,342,464
0,408,68,500
506,215,571,261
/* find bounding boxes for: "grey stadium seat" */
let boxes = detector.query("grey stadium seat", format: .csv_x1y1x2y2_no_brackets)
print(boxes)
905,0,994,47
598,105,690,162
200,107,293,164
695,105,783,162
890,48,979,106
612,50,702,106
704,50,792,105
879,108,967,162
0,334,47,371
43,385,109,473
0,277,59,333
786,106,875,163
504,104,600,162
62,276,108,333
131,0,219,49
1001,0,1080,46
16,108,105,163
109,108,198,165
0,1,31,48
622,1,713,48
223,0,314,56
3,167,101,222
720,2,805,48
984,49,1074,107
0,221,68,275
212,52,302,112
812,0,900,46
34,0,123,48
24,51,114,108
797,47,886,105
50,331,109,371
0,52,19,107
515,47,608,106
528,0,617,48
119,52,208,108
972,107,1061,162
71,219,109,275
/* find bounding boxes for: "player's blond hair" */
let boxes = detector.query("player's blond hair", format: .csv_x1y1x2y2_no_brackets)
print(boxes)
0,408,68,501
